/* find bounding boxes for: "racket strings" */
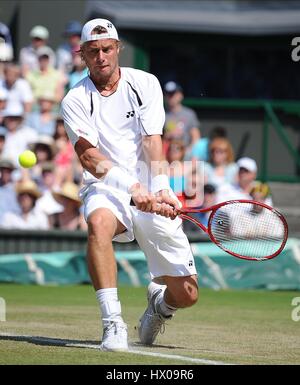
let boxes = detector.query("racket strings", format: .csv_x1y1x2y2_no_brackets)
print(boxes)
209,202,287,260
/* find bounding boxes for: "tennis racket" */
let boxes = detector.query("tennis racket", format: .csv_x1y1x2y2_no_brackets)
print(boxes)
179,200,288,261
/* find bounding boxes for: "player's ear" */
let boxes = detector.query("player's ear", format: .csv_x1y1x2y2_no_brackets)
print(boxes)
116,41,122,54
80,45,86,61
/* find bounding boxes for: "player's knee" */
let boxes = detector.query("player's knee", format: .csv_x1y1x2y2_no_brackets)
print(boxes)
88,212,113,241
181,285,198,308
171,284,198,308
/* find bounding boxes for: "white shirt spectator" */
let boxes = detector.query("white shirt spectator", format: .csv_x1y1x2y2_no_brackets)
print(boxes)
2,125,38,166
1,206,49,230
0,77,33,111
36,190,63,216
216,182,273,206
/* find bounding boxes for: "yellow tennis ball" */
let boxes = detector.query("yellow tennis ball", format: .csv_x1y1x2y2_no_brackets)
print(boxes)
18,150,37,168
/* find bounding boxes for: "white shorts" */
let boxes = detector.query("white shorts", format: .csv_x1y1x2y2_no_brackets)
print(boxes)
80,182,197,279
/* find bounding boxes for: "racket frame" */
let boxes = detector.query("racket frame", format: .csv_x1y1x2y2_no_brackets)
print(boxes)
180,199,289,261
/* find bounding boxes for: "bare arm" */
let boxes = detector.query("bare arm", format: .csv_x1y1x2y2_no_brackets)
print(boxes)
74,137,113,178
142,134,180,217
142,134,168,176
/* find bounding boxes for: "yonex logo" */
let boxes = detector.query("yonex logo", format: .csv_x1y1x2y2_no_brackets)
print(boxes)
107,23,113,28
188,260,193,267
126,111,135,118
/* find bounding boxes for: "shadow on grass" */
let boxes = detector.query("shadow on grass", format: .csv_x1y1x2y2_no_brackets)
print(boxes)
0,334,186,351
0,334,100,349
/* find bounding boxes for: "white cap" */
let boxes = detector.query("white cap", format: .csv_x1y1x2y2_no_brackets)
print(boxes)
30,25,49,40
81,18,119,43
237,157,257,173
2,103,24,118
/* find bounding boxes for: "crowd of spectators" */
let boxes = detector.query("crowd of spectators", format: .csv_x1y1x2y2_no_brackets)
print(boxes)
0,21,272,232
162,80,273,232
0,21,87,231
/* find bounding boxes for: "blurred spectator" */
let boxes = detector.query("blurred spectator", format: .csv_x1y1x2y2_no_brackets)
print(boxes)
0,23,13,47
0,158,20,222
166,139,188,206
19,25,55,76
28,135,56,184
0,179,49,230
0,37,13,79
26,46,67,104
204,137,238,188
25,92,57,136
191,126,227,162
163,81,200,153
183,184,217,232
56,20,82,74
53,116,75,185
0,23,13,79
26,47,66,103
0,87,8,124
1,103,37,166
68,45,88,89
35,162,63,226
52,182,86,230
216,157,273,205
0,63,33,113
0,127,6,156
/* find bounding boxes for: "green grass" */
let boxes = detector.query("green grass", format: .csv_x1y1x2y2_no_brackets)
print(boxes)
0,284,299,365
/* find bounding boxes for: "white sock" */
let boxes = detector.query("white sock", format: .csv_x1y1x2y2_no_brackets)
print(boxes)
156,294,177,317
148,281,166,295
95,288,123,328
148,281,177,317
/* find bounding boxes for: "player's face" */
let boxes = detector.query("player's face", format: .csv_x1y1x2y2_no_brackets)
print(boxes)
82,39,120,81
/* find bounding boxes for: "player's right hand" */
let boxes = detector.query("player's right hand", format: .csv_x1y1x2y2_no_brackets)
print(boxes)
129,183,158,213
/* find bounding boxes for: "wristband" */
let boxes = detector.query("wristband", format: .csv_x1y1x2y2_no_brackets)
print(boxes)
103,166,139,193
151,174,170,193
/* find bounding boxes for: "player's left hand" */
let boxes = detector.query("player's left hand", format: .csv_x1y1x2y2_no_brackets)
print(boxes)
155,189,181,220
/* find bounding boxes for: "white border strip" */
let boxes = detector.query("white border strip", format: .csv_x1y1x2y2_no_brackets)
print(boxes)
0,333,233,365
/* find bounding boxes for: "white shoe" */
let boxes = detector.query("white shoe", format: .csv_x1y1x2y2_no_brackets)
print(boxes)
137,287,172,346
100,321,128,352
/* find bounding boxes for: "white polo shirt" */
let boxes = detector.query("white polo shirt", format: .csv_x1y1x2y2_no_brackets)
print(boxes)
61,67,165,188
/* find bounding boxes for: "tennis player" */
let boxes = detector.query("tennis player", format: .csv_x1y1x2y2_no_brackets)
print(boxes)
61,18,198,351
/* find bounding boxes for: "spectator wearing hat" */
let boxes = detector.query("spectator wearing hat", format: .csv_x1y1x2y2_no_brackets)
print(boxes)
52,182,86,230
0,63,34,113
163,81,201,155
1,103,37,166
19,25,56,77
25,91,57,136
0,158,20,222
0,179,49,230
56,20,82,74
26,46,67,104
216,157,273,205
